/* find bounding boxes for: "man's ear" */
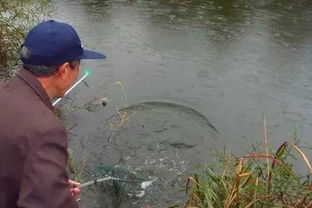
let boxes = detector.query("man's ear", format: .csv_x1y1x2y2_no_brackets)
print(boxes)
55,62,70,80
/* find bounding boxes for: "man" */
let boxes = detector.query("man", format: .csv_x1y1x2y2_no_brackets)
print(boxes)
0,20,106,208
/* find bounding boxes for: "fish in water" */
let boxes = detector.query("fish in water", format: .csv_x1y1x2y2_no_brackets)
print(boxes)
169,142,197,149
119,101,219,134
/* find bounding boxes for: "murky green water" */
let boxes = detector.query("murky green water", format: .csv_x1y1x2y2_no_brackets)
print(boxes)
52,0,312,207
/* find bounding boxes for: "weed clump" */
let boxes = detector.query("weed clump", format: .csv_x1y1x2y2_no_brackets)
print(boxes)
183,141,312,208
0,0,51,79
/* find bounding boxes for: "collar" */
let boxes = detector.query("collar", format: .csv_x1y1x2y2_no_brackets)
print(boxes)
17,69,54,112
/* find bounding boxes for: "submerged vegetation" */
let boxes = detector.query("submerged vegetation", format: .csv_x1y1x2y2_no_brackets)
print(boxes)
180,120,312,208
0,0,50,79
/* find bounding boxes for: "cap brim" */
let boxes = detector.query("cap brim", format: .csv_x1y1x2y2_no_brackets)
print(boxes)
80,49,106,59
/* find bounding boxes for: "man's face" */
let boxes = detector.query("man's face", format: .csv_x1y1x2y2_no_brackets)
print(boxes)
55,61,80,98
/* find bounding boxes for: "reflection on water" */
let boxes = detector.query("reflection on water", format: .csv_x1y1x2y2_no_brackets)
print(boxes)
52,0,312,207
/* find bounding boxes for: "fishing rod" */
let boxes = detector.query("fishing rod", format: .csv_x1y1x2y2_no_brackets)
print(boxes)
79,176,149,189
79,176,154,199
52,69,91,106
76,176,154,202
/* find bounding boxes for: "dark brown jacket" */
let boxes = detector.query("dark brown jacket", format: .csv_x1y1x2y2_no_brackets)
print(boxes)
0,69,78,208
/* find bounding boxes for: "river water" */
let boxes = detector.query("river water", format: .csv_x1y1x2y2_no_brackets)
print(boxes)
51,0,312,207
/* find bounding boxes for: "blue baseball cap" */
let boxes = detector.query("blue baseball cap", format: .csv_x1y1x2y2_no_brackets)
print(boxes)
21,20,106,65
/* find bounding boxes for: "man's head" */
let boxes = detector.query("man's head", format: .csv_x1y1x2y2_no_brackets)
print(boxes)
22,59,81,98
20,20,105,99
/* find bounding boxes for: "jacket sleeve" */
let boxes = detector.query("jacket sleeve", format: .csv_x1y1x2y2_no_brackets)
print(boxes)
17,126,78,208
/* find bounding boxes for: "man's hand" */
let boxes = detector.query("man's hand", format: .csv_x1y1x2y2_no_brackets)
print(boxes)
69,180,80,198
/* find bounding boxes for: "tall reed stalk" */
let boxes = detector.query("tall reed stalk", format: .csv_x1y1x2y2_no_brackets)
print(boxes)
182,124,312,208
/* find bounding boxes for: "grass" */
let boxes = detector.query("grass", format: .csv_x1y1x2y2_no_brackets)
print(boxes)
183,143,312,207
181,118,312,208
68,148,87,182
0,0,51,79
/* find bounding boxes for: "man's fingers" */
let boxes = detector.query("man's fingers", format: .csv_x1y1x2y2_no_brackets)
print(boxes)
69,179,81,198
71,187,81,198
73,188,80,194
69,179,80,187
